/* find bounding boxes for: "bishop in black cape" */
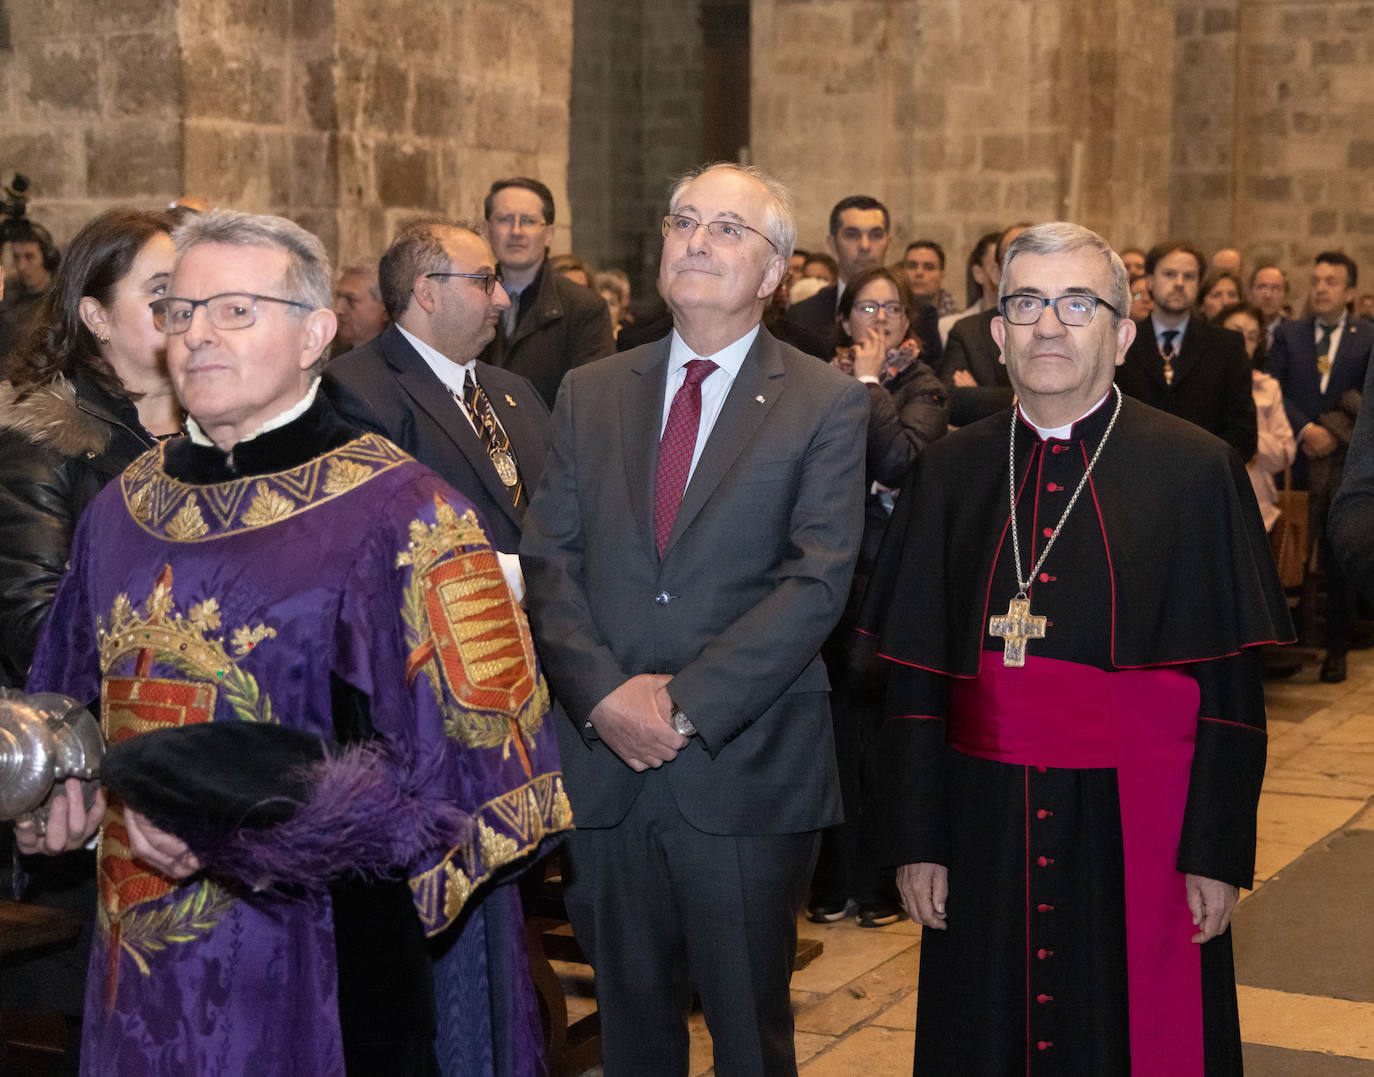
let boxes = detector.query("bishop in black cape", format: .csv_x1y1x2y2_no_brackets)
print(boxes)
860,392,1292,1076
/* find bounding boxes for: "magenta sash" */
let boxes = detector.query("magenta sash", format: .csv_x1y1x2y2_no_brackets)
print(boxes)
949,655,1205,1076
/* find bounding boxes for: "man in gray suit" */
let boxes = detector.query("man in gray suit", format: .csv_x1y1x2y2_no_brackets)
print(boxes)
520,163,868,1076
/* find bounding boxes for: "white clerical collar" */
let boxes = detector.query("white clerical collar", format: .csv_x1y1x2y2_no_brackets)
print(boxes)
666,324,758,380
1019,390,1113,441
398,323,475,396
187,378,322,447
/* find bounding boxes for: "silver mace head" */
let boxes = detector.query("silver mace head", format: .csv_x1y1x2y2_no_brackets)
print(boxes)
0,688,105,834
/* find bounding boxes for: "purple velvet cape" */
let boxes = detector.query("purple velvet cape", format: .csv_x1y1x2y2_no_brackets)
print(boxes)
27,433,569,1077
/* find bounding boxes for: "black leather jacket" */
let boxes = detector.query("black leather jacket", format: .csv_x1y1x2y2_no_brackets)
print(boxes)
0,368,157,686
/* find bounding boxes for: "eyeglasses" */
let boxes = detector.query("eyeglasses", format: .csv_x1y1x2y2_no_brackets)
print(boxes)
852,300,904,318
150,293,313,334
425,272,501,295
662,214,778,251
1000,292,1121,327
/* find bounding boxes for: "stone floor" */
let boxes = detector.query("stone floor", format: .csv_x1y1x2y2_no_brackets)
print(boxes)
564,645,1374,1075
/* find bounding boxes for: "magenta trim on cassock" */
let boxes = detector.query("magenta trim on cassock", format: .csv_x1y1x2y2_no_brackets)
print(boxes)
948,654,1206,1077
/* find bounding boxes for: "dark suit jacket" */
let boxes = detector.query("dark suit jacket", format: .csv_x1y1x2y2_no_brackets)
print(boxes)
940,308,1007,388
1269,316,1372,490
781,283,943,370
1269,316,1372,439
939,308,1014,426
1331,349,1374,600
520,328,868,834
481,257,614,409
323,325,550,554
1115,317,1258,460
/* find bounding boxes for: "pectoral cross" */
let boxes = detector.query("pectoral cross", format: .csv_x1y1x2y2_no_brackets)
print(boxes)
989,595,1046,667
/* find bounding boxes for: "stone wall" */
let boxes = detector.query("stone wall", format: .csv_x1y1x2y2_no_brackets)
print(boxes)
0,0,574,267
749,0,1374,309
0,0,182,244
751,0,1175,281
1227,0,1374,306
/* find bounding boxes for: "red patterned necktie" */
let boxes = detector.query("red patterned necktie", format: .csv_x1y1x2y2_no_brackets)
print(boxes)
653,359,717,555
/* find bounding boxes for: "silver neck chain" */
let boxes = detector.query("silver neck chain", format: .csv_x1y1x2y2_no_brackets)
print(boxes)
1007,385,1122,599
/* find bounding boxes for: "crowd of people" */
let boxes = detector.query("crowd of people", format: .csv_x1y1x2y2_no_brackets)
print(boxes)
0,163,1371,1077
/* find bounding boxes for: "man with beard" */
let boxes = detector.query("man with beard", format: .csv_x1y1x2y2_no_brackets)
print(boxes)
1115,240,1256,459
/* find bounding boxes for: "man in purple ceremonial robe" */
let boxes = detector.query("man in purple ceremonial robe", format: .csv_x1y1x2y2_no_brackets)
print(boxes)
861,223,1292,1075
14,209,569,1077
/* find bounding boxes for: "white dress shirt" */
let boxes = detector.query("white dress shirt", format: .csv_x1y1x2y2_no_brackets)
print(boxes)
662,325,759,484
396,325,525,601
1316,312,1348,395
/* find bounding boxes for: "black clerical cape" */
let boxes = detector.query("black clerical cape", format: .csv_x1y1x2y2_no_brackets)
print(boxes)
861,394,1291,1076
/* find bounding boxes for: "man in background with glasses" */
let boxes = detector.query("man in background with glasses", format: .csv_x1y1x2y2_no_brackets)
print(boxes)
480,176,614,409
19,209,567,1076
325,218,549,595
521,162,868,1076
781,193,943,367
862,222,1290,1075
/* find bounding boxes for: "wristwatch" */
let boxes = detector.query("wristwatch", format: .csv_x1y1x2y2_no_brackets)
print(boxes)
669,703,697,736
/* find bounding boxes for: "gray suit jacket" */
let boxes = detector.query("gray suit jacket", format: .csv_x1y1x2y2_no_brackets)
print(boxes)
520,328,868,833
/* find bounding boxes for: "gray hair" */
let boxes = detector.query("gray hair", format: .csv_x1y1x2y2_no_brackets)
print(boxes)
377,218,485,322
999,222,1129,324
172,209,332,312
667,162,796,263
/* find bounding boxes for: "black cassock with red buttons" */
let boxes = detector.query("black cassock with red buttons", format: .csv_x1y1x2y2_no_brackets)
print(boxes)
860,394,1291,1076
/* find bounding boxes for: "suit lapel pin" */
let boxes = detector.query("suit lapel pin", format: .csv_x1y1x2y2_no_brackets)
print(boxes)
504,394,517,407
755,394,766,404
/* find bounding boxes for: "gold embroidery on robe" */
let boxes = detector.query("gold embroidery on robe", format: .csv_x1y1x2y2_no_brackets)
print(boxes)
94,571,283,972
397,498,549,759
121,433,410,542
409,773,573,936
240,480,296,527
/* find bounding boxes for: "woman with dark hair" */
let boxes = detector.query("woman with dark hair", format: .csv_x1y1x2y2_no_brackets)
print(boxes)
1200,268,1245,320
1214,300,1294,532
835,265,949,492
808,265,948,928
939,230,1003,346
0,207,180,684
0,207,178,1053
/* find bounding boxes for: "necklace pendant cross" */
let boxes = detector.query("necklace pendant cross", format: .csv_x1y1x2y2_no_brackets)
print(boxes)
989,596,1046,667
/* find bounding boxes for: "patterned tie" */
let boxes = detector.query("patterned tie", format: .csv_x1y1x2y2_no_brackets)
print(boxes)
451,375,522,509
653,359,717,555
1160,329,1179,386
1316,323,1336,377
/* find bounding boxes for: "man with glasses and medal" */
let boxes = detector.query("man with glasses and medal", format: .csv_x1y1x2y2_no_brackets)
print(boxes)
17,209,567,1076
861,223,1291,1076
326,218,550,602
521,162,868,1076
